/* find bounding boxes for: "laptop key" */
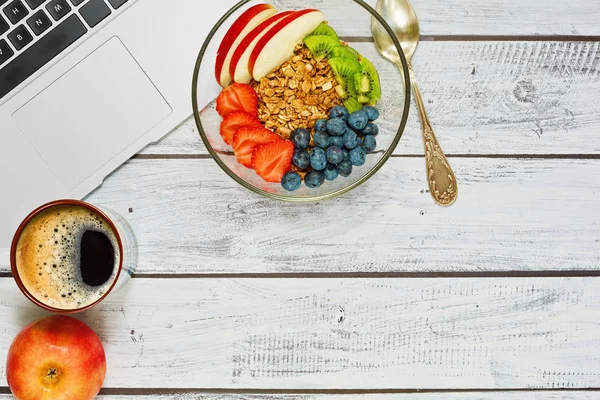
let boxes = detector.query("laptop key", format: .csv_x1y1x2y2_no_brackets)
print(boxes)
24,0,45,9
0,14,87,99
70,0,85,5
0,39,13,66
3,0,28,24
79,0,110,28
0,14,8,35
27,9,52,35
46,0,71,21
107,0,127,9
7,24,32,50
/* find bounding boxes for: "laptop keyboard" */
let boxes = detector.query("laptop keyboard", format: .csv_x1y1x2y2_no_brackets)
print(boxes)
0,0,129,100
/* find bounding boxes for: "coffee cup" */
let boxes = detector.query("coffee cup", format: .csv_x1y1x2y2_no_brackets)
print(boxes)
10,200,137,313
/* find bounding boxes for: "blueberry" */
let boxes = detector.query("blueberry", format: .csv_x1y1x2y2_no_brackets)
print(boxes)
291,128,310,149
326,146,344,165
342,148,349,161
349,146,367,166
324,163,339,181
337,160,353,177
329,105,349,122
362,106,380,121
360,122,379,137
326,118,346,136
329,135,344,148
343,129,359,150
310,147,327,171
348,109,369,131
281,171,302,192
363,135,377,152
314,119,327,132
305,171,325,188
313,131,330,148
292,150,310,169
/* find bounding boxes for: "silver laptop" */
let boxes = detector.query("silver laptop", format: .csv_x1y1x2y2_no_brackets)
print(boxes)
0,0,240,263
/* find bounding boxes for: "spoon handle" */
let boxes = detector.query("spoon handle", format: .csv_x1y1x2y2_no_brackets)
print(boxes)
407,65,458,206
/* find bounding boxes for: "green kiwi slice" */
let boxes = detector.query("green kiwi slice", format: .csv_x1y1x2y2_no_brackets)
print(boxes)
328,57,363,113
344,46,362,59
330,46,360,60
343,96,363,113
307,22,339,41
304,35,340,62
353,56,381,105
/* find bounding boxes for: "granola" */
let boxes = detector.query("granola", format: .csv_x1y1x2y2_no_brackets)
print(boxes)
251,44,341,139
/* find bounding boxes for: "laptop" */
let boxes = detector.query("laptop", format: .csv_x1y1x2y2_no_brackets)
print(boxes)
0,0,242,264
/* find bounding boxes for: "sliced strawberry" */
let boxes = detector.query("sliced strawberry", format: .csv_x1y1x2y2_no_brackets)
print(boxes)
220,111,262,145
216,83,259,118
232,127,281,168
251,140,294,183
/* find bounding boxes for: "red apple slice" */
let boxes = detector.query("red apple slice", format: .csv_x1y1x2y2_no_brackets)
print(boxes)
249,9,325,81
229,11,294,84
215,3,277,87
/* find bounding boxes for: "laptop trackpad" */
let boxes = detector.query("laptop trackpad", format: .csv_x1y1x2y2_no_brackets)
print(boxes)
13,37,172,190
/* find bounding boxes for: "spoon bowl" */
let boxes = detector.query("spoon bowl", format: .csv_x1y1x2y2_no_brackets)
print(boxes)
373,0,420,64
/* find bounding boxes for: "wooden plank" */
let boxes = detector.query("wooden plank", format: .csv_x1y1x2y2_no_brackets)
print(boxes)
2,393,598,399
49,157,599,274
5,157,599,275
1,278,599,389
142,41,600,156
273,0,600,36
5,157,599,274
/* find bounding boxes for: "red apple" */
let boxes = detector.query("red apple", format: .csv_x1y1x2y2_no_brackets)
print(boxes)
229,11,294,84
6,315,106,400
215,3,277,87
249,9,325,81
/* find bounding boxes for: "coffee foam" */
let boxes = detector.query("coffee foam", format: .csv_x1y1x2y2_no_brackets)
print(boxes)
15,205,120,310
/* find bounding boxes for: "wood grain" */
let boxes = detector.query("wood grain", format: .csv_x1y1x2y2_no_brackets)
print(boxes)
1,278,599,389
142,41,600,156
272,0,600,36
35,157,596,275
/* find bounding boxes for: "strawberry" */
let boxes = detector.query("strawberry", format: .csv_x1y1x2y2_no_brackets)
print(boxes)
251,140,294,183
220,111,262,145
232,127,281,168
216,83,259,118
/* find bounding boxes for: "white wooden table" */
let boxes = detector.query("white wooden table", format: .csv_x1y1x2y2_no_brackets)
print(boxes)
2,0,600,398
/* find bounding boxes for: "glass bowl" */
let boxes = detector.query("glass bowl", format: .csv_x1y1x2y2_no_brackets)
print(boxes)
192,0,410,201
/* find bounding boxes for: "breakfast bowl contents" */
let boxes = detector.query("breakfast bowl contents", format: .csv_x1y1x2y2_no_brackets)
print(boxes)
193,0,410,200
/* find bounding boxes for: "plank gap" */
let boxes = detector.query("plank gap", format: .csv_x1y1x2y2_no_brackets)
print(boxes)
120,271,600,278
341,35,600,42
4,387,600,395
132,154,600,160
3,271,600,279
101,388,600,395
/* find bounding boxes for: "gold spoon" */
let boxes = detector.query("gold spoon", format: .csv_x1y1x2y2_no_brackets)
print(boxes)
372,0,458,206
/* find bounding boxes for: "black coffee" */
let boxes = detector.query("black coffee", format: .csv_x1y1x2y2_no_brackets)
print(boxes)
80,230,115,286
15,205,120,310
